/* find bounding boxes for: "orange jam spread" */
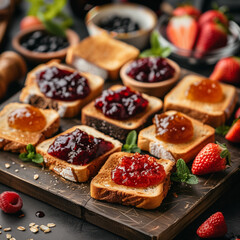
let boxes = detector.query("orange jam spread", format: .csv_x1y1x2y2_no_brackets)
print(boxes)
153,113,193,143
186,78,223,103
8,106,46,132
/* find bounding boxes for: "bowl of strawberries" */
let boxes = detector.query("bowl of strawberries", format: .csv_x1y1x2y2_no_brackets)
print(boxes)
157,5,240,65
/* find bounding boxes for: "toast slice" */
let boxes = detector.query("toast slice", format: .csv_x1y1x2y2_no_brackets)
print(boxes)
36,125,122,182
19,60,104,118
81,85,163,141
0,102,60,152
164,75,238,127
91,152,175,209
66,34,140,80
138,111,215,163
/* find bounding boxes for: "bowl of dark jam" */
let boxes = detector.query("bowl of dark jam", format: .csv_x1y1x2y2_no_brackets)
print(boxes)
85,3,157,50
120,57,180,98
12,26,80,63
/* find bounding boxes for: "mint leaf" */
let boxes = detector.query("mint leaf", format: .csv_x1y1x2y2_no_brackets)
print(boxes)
151,31,161,50
186,174,198,184
126,130,137,146
215,125,230,136
139,31,172,58
19,145,43,165
122,131,141,153
26,144,35,153
171,159,198,185
32,154,44,164
19,153,31,161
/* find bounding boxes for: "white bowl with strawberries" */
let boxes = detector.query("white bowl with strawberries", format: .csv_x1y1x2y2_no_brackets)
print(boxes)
157,5,240,65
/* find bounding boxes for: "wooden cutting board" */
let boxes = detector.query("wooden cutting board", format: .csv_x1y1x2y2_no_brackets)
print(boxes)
0,70,239,240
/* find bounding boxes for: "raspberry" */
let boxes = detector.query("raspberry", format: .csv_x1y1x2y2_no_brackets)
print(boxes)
0,191,23,214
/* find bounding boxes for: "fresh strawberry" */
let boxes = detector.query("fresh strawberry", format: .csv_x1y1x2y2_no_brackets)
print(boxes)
0,191,23,214
195,21,227,57
209,57,240,85
191,142,230,175
199,9,229,28
235,107,240,119
225,119,240,143
166,15,198,50
197,212,227,238
173,5,201,19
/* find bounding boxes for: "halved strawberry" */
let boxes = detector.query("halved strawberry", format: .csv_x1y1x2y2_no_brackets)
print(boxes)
166,15,198,50
173,5,201,19
209,57,240,85
195,21,227,58
225,119,240,143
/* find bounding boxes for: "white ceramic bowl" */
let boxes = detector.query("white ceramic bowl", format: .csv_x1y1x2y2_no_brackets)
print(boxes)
85,3,157,50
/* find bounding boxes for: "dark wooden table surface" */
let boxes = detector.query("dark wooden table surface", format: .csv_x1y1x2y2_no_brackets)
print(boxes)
0,1,239,240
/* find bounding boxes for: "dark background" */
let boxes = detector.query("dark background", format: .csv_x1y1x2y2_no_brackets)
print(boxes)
0,1,239,240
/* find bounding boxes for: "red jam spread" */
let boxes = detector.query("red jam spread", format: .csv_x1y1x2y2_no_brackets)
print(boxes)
111,153,166,188
47,129,114,165
94,86,148,120
36,66,90,101
8,106,46,132
126,57,175,83
186,78,223,103
153,113,193,143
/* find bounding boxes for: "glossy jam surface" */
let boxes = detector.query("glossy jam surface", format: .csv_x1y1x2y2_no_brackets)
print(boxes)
95,86,148,120
126,57,175,83
99,15,140,33
111,153,166,188
47,129,114,165
36,66,90,101
153,113,193,143
21,30,69,53
186,78,223,103
8,106,46,132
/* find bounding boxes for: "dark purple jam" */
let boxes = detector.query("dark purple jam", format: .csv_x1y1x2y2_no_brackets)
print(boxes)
98,15,140,33
94,86,148,120
36,66,90,101
21,30,69,53
47,129,114,165
126,57,175,83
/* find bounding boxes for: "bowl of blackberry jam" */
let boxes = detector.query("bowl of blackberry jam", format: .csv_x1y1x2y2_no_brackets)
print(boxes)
12,26,79,63
85,3,157,49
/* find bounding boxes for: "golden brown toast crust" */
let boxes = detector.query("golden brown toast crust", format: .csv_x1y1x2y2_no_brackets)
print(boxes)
19,60,104,118
0,102,60,152
164,75,238,127
36,125,122,182
66,34,140,80
81,85,163,141
91,152,175,209
137,111,215,163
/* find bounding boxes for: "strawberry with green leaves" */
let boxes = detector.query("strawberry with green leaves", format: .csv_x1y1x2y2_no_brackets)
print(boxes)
210,57,240,85
197,212,228,238
191,142,230,175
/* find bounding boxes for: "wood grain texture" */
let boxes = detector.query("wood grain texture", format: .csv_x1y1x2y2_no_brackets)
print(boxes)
0,69,239,240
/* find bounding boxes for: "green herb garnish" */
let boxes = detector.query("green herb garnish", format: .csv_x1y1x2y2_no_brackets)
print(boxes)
215,117,240,136
19,144,44,164
171,159,198,184
140,31,171,58
27,0,73,37
122,130,141,153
